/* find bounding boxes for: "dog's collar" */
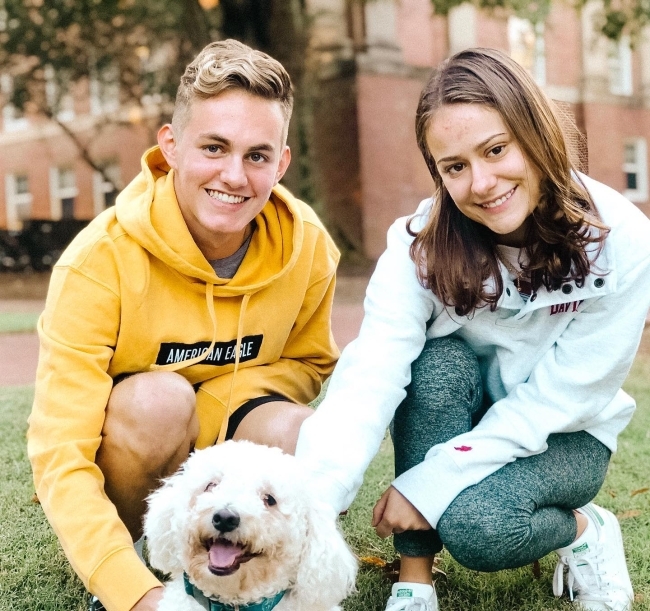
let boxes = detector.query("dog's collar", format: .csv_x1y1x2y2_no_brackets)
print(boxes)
183,573,287,611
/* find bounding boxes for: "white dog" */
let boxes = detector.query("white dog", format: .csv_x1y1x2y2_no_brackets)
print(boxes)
144,440,358,611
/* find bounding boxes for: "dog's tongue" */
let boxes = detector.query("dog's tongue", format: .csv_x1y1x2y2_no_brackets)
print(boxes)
209,539,245,568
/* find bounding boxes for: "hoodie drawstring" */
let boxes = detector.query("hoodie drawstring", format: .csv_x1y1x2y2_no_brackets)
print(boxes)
217,292,250,444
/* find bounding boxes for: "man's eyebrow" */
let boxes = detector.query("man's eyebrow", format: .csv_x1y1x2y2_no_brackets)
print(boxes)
200,133,231,145
199,133,276,153
249,143,275,153
436,132,507,165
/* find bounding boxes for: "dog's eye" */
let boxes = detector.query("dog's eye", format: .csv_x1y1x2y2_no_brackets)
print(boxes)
263,494,277,507
205,482,217,492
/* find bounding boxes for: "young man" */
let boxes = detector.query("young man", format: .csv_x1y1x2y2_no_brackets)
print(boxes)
28,40,340,611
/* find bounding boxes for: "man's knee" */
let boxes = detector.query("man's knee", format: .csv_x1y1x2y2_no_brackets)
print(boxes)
103,371,198,456
233,401,314,454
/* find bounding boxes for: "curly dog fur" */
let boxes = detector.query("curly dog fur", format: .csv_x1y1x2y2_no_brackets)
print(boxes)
144,440,357,611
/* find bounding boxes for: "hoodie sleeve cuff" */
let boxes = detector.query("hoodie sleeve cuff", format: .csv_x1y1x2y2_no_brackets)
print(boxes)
89,547,162,611
392,452,469,529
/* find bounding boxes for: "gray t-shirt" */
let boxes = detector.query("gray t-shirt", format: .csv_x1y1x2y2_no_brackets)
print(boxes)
209,228,254,279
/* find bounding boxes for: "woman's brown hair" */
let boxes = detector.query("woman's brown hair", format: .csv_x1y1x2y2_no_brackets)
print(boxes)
410,47,608,316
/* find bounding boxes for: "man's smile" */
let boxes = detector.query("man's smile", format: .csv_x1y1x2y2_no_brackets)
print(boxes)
206,189,248,204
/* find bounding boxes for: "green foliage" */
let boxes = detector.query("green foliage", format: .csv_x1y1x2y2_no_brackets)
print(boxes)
427,0,648,40
595,0,650,41
0,0,220,114
429,0,550,23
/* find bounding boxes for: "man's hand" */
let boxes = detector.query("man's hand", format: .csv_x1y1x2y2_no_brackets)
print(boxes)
372,486,432,538
131,587,164,611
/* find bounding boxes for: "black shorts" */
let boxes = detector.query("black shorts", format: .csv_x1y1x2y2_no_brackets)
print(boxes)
224,394,289,440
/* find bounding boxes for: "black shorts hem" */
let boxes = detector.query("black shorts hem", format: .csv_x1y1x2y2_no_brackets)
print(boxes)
224,394,290,441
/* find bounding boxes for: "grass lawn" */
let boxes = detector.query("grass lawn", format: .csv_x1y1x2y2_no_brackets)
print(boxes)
0,311,40,334
2,350,649,611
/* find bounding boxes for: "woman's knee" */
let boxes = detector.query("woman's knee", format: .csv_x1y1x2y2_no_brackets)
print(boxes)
409,338,482,407
438,496,531,572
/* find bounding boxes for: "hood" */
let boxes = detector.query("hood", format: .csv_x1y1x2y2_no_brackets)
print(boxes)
115,146,304,296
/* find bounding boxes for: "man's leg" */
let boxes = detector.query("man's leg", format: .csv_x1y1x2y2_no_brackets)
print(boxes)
232,399,314,454
96,371,199,540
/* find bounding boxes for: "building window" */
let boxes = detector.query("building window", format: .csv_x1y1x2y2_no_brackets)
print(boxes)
90,65,120,116
623,139,648,203
4,173,32,230
50,167,78,220
508,17,546,85
44,65,75,122
608,36,633,96
1,74,29,132
93,162,121,215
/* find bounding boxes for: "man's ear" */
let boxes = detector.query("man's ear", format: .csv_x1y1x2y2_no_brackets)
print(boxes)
274,146,291,185
157,124,178,169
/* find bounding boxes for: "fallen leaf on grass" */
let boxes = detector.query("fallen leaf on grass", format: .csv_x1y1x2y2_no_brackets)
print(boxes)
635,593,645,603
630,487,649,497
359,556,386,567
616,509,642,520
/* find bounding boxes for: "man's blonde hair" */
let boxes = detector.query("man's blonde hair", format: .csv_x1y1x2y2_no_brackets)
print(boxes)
172,39,293,134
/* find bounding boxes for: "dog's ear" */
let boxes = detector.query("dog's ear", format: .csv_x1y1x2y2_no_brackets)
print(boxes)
294,499,358,610
143,469,186,575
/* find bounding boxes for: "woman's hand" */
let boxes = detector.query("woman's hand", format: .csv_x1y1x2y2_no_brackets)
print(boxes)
372,486,432,538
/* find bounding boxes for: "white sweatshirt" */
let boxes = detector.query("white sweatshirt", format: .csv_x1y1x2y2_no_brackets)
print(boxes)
296,175,650,529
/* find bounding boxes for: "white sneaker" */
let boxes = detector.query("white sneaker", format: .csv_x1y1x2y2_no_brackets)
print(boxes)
553,503,634,611
385,582,438,611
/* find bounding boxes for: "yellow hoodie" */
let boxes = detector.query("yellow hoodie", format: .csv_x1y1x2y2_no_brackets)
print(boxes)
27,147,340,611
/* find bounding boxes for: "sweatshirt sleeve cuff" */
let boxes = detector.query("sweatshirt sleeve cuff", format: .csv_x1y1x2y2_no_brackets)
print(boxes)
306,470,354,515
392,452,468,529
89,547,162,611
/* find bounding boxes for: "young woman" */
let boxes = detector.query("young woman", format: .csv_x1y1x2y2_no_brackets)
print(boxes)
297,47,650,611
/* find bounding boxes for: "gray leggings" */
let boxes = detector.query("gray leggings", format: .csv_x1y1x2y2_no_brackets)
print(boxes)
392,337,611,572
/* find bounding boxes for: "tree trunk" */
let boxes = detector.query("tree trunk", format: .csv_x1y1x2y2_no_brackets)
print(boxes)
266,0,316,205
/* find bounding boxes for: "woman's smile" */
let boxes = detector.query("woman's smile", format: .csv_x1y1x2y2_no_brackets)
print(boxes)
478,187,516,210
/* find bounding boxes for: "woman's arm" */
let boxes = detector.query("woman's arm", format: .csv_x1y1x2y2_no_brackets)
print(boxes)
296,209,438,512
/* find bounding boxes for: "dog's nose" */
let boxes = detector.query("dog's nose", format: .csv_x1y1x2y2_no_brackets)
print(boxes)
212,508,240,533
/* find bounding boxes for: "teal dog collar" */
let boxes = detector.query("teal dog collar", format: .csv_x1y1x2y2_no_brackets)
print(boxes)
183,573,287,611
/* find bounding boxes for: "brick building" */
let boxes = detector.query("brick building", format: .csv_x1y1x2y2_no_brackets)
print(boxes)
0,71,158,232
354,0,650,257
1,0,649,261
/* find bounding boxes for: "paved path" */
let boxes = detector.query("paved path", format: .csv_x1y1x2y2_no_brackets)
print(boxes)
0,275,370,388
